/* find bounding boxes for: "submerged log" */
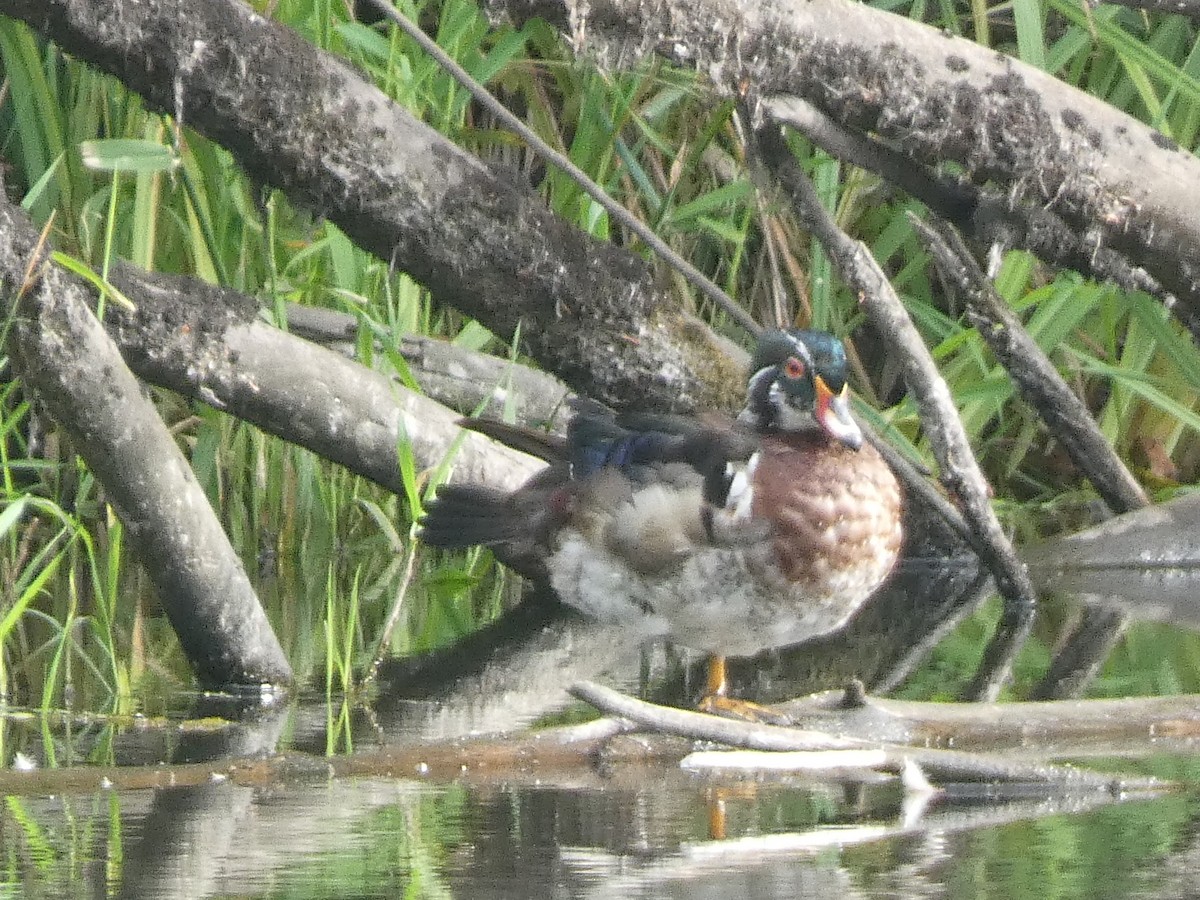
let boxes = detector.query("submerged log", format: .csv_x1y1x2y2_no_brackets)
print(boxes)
5,684,1195,797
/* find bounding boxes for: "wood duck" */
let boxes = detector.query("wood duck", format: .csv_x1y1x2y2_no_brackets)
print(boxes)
419,329,903,701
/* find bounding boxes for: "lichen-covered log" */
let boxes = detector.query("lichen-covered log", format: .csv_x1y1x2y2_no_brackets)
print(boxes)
492,0,1200,332
108,265,543,494
0,0,745,414
95,259,985,702
284,305,577,433
0,200,291,687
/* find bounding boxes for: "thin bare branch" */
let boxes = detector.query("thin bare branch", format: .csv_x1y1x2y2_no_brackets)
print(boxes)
750,123,1038,701
764,95,1175,307
571,680,868,751
913,217,1149,515
572,681,1162,789
363,0,759,337
911,218,1149,699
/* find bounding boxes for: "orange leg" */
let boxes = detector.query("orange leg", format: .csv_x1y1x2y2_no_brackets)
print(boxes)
706,789,728,841
705,654,729,699
705,784,763,841
699,653,791,724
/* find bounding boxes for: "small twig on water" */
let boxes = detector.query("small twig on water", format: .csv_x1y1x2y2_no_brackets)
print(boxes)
570,681,1163,791
571,680,866,751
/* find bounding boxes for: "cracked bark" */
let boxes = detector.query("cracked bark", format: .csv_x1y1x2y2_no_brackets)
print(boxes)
764,95,1172,306
0,0,747,415
491,0,1200,335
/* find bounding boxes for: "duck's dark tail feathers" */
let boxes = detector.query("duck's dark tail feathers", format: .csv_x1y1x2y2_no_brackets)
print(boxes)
418,484,524,548
457,418,568,463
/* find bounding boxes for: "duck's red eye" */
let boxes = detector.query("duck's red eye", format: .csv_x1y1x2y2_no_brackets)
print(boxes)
783,357,806,380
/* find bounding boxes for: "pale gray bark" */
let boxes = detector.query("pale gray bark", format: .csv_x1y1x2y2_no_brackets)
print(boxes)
491,0,1200,333
285,304,577,433
0,199,291,687
0,0,748,414
110,265,543,494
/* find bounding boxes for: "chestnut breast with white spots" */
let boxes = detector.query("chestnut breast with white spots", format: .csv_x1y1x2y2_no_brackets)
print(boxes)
746,433,902,606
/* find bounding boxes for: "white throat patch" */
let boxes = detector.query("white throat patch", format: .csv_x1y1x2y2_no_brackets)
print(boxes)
768,380,820,433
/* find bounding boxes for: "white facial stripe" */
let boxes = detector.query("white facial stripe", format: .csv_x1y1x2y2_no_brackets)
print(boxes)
740,366,782,426
747,366,775,397
784,333,814,368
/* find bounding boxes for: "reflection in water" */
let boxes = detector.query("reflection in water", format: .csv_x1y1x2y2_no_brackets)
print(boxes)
2,770,1197,899
1023,491,1200,629
8,488,1200,898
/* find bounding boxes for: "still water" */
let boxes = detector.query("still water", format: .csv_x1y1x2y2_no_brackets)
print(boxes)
2,694,1200,900
9,486,1200,900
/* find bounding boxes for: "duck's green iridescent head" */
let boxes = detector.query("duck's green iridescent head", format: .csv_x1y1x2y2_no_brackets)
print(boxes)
740,329,862,448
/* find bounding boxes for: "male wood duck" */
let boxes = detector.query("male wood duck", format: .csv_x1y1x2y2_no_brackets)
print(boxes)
419,329,903,703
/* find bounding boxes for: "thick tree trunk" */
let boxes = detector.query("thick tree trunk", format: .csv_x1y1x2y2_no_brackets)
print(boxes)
0,0,747,414
492,0,1200,331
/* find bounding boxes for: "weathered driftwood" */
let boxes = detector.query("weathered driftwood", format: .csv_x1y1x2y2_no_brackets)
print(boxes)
1025,495,1200,697
491,0,1200,334
2,0,748,415
109,265,543,495
5,683,1193,798
774,685,1200,751
764,95,1173,307
1023,493,1200,627
0,198,290,687
283,303,577,433
571,682,1164,790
